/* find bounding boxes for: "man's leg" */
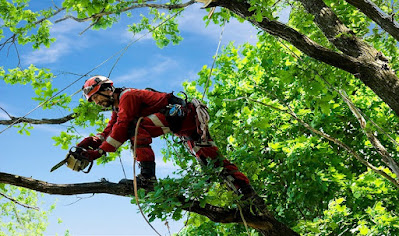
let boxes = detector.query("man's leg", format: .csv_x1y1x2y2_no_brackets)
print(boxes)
185,136,255,197
130,113,171,185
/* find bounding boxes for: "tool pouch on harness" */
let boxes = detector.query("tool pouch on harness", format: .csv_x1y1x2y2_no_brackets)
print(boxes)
165,93,187,132
192,98,210,145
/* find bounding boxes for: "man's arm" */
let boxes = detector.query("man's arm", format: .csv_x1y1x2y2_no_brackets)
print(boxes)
97,111,117,141
99,90,141,152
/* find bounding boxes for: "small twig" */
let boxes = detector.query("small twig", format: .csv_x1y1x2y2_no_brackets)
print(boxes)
0,192,39,210
165,220,171,236
64,194,95,206
0,107,12,119
272,0,283,9
13,42,21,67
79,8,105,35
118,156,127,179
177,212,190,235
0,34,16,51
79,17,102,35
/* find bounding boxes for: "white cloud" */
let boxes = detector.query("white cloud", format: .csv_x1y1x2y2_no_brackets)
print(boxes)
0,112,9,120
113,55,178,84
33,124,67,135
114,67,150,83
22,20,89,65
119,29,153,44
179,6,258,46
22,36,71,64
0,102,15,119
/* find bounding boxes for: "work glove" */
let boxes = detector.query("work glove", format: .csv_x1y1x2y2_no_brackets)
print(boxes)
77,136,102,149
82,149,105,161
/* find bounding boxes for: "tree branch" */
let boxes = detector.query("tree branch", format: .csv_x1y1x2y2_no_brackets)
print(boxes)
0,113,75,125
54,1,195,24
0,192,39,211
225,97,399,188
0,172,298,235
0,7,65,49
214,0,399,117
339,90,399,178
296,0,380,60
345,0,399,42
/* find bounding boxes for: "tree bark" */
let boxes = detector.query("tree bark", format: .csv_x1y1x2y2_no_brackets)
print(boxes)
0,172,298,235
345,0,399,42
209,0,399,117
0,113,75,125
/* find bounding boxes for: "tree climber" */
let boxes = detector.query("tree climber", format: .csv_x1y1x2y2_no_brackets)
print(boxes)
75,75,255,198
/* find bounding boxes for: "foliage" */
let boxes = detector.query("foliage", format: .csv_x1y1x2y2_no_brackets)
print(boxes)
0,185,55,236
181,33,399,234
2,0,399,235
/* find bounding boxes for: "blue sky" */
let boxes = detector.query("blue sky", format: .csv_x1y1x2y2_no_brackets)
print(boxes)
0,1,260,235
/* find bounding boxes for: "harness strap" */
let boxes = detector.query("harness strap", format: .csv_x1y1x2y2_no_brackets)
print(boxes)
192,98,210,144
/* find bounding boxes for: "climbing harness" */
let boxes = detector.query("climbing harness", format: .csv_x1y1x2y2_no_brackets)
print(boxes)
50,146,94,173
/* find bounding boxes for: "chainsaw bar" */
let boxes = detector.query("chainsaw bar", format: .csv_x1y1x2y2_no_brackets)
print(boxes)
50,158,68,172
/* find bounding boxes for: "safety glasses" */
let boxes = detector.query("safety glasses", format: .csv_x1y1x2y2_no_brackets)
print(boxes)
82,77,102,95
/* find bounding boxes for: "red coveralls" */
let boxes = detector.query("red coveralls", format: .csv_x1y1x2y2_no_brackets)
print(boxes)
97,88,250,189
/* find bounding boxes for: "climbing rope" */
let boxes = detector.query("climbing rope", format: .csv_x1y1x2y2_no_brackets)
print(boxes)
132,117,162,236
202,18,226,99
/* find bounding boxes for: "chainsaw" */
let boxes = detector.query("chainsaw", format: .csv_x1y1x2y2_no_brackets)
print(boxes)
50,146,93,173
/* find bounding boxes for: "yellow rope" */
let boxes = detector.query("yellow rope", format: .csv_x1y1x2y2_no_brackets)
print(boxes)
237,203,251,236
133,117,162,236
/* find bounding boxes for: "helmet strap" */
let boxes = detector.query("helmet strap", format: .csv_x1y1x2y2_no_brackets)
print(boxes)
97,91,114,101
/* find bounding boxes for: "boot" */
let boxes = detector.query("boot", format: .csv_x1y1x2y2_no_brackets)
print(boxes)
237,184,257,200
118,161,157,191
136,161,157,188
232,178,257,200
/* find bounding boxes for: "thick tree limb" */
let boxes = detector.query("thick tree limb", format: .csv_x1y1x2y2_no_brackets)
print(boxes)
0,172,298,236
0,113,75,125
345,0,399,42
293,0,399,117
210,0,399,117
214,1,359,74
297,0,379,59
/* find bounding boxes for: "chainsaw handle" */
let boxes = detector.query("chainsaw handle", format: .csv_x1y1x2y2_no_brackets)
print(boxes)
82,161,94,174
70,146,94,174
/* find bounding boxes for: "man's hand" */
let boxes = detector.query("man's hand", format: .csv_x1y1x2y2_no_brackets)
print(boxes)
82,149,105,161
77,136,102,149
